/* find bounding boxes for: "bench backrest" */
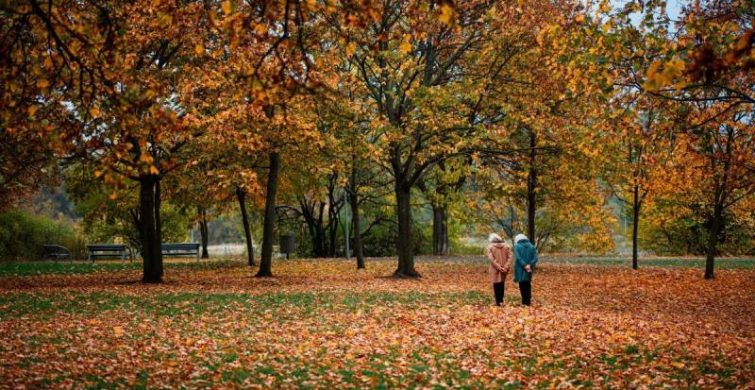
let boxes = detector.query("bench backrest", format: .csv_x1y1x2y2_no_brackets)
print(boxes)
44,245,70,254
162,243,200,251
87,244,127,251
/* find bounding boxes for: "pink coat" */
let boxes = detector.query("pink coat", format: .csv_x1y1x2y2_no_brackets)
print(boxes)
487,242,513,284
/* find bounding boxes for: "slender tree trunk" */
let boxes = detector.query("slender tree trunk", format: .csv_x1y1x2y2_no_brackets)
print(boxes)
350,185,365,269
705,200,724,280
350,152,366,269
632,184,640,270
139,175,163,283
432,204,449,256
394,181,420,277
328,220,338,258
256,151,280,277
527,129,537,243
705,129,733,279
198,207,209,259
236,187,255,266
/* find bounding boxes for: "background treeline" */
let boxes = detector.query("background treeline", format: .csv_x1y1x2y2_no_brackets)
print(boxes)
1,0,753,281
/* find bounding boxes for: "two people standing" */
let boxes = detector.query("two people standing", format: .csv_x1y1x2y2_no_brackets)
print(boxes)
486,233,538,306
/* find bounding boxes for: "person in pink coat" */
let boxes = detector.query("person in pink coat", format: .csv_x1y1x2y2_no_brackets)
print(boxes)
486,233,513,306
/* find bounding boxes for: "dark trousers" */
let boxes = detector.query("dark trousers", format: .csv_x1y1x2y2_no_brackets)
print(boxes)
493,282,505,306
518,281,532,306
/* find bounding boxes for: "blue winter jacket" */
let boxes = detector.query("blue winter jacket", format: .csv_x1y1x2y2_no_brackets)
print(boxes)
513,239,538,282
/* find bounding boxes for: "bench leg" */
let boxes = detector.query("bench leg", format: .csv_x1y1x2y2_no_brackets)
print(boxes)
88,253,93,263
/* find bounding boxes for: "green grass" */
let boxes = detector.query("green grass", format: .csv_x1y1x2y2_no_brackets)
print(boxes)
0,258,242,276
0,290,490,320
540,256,755,269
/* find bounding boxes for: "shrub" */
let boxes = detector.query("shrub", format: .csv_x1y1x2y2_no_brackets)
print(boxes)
0,209,86,261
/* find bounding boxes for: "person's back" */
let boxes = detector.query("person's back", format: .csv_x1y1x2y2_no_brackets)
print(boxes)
514,240,537,276
513,234,538,305
486,233,512,306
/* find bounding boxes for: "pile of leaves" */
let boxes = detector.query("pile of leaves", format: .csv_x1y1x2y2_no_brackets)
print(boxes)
0,259,753,388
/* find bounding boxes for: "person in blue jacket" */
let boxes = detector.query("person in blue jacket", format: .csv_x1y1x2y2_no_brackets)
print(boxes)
513,234,538,306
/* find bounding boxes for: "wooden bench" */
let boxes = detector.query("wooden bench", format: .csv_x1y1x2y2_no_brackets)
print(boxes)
43,245,71,261
87,244,129,262
161,243,201,261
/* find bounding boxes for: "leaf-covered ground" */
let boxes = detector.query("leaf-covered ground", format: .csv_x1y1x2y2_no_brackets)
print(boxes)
0,258,753,389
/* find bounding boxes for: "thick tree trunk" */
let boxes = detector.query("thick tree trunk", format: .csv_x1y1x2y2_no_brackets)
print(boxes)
256,151,280,277
527,130,537,243
432,204,449,256
314,225,325,257
632,184,640,270
154,178,163,277
139,175,163,283
350,185,365,269
394,182,420,277
198,208,209,259
236,187,255,266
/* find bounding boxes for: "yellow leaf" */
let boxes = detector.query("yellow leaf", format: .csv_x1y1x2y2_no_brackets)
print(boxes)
149,165,160,175
346,41,357,56
399,40,412,54
439,4,457,24
113,326,124,337
194,44,205,56
37,79,50,89
222,0,232,15
89,106,101,118
28,105,38,117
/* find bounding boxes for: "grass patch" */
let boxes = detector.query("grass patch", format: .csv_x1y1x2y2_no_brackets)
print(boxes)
540,257,755,269
0,290,490,320
0,259,243,276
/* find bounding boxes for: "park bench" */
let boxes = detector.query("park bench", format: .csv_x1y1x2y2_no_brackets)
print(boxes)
87,244,130,262
161,243,201,261
43,244,72,261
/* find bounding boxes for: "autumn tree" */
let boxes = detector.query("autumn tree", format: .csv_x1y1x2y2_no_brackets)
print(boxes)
325,0,517,277
615,0,754,278
0,1,221,282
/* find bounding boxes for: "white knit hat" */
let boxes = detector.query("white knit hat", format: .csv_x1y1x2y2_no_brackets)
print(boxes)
514,234,528,243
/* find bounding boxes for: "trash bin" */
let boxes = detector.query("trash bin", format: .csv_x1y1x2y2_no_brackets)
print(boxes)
279,233,296,259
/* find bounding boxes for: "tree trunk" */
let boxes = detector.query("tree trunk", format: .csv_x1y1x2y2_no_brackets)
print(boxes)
350,184,366,269
256,151,280,277
632,183,640,270
705,201,723,280
432,204,449,256
394,182,420,277
328,219,338,258
705,129,733,279
198,207,209,259
527,129,537,243
236,187,255,266
139,175,163,283
154,178,163,277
